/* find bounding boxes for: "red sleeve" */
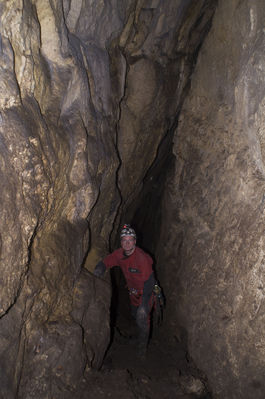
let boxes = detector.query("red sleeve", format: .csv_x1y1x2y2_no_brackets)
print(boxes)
103,249,122,269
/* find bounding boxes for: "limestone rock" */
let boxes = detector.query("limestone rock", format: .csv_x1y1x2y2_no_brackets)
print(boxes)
2,0,264,398
0,0,119,396
179,374,206,397
157,1,265,398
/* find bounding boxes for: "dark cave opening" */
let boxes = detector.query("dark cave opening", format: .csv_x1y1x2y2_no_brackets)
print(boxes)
130,128,176,256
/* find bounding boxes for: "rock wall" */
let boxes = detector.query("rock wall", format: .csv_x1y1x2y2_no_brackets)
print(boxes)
0,0,117,396
157,0,265,398
0,0,217,397
2,0,264,398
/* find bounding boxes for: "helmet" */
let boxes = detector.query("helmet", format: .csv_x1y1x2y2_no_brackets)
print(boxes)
120,224,136,239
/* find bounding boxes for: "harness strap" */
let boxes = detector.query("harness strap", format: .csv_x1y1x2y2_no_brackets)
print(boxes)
128,287,143,296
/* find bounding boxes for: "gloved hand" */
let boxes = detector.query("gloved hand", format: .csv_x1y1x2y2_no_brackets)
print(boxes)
153,283,165,325
153,283,165,307
93,261,106,277
136,304,149,326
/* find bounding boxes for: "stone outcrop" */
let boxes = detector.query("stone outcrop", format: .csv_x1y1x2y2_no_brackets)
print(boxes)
0,0,216,397
157,1,265,398
0,0,118,396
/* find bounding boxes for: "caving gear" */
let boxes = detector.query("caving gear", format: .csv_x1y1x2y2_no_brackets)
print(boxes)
129,287,142,296
103,246,153,307
97,231,161,358
153,283,164,306
103,245,155,355
153,282,165,325
120,224,136,239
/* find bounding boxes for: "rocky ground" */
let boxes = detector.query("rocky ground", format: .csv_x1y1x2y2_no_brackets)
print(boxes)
80,309,213,399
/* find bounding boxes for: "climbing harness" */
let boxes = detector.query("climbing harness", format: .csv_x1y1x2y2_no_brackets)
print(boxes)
128,287,143,297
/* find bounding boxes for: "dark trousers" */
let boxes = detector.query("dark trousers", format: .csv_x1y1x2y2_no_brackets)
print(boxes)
131,304,150,348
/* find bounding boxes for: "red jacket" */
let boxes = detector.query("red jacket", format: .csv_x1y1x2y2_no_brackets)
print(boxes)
103,247,153,305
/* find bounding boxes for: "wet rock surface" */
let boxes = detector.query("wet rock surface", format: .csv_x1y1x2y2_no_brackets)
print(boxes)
0,0,264,398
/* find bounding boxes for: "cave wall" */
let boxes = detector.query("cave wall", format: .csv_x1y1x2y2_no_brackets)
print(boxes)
157,0,265,398
0,0,217,397
2,0,264,398
0,0,120,396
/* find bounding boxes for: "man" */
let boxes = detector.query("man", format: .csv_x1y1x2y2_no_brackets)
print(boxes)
94,224,155,357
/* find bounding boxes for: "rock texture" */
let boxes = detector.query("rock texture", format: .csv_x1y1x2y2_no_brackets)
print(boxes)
157,1,265,398
1,0,264,398
0,0,216,397
0,0,118,397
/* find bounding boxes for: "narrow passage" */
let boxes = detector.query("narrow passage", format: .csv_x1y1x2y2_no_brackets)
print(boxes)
82,294,213,399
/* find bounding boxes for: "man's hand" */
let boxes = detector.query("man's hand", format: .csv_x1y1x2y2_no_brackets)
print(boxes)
137,304,149,325
93,261,106,277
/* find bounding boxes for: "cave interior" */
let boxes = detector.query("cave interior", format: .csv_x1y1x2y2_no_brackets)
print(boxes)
0,0,265,398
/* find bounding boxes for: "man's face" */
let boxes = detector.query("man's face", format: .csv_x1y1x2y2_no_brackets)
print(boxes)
121,235,136,255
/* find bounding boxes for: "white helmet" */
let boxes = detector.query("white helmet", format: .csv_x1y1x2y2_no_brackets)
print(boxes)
120,224,136,239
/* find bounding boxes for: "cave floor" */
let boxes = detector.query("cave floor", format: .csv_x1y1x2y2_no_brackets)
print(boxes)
80,311,212,399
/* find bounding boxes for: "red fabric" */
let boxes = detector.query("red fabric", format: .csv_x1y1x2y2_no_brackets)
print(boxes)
103,247,153,306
